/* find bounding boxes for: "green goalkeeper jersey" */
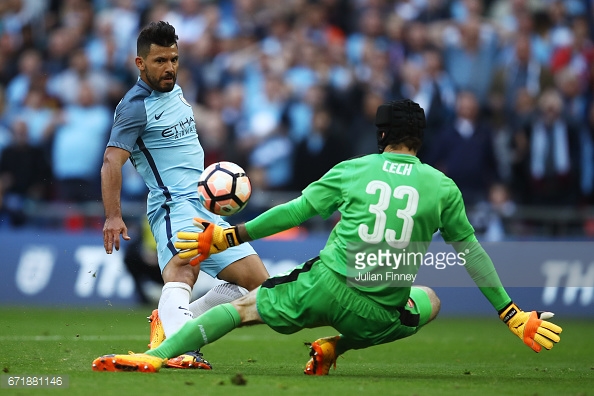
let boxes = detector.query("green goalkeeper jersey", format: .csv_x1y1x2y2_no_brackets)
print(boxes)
246,151,510,311
301,152,475,307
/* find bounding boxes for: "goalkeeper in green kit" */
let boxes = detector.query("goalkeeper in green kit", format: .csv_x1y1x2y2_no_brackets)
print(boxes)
92,99,562,375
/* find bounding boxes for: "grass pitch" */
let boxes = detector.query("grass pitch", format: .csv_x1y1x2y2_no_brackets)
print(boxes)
0,306,592,396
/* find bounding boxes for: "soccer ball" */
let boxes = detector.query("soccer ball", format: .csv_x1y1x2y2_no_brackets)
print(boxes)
198,161,252,215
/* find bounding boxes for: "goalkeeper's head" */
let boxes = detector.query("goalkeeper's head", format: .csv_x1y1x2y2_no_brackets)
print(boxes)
374,99,426,154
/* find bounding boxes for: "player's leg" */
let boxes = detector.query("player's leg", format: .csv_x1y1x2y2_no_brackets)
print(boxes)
188,282,248,317
146,289,264,360
159,254,201,336
200,211,270,291
187,253,268,317
318,285,441,359
305,284,440,375
187,204,269,316
95,258,322,372
215,253,269,290
156,254,214,369
411,285,441,324
148,203,214,369
93,288,263,372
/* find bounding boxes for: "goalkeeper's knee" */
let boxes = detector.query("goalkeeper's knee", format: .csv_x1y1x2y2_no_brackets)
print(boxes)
410,286,440,325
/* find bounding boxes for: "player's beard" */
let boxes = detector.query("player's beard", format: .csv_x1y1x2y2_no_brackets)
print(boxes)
146,70,176,92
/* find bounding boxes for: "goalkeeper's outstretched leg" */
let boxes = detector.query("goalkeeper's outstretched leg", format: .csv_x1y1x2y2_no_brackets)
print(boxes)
304,285,441,376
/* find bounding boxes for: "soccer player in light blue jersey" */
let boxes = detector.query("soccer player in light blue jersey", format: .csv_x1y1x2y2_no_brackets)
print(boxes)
100,21,269,369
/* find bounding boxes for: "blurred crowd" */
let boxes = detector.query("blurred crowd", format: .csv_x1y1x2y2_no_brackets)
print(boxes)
0,0,593,236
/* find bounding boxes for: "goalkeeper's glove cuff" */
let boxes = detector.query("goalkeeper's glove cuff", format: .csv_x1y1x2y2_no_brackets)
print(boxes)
498,301,518,323
221,226,243,248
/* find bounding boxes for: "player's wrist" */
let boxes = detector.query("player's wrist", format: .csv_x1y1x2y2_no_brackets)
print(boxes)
498,301,520,323
221,226,243,247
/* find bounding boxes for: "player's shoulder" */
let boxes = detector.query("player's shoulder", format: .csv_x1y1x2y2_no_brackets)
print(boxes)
419,161,463,199
117,80,152,110
343,152,379,165
417,160,449,181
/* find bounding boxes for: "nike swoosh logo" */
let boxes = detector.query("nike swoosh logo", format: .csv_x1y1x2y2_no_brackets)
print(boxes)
155,111,164,120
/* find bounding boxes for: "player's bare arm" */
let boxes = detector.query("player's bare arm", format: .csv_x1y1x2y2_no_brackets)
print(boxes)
101,146,131,253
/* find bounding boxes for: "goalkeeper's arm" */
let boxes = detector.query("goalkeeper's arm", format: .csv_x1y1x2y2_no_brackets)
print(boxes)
451,234,562,352
236,195,318,242
175,196,319,265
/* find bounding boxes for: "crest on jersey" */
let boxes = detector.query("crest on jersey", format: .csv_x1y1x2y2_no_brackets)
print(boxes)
179,94,191,107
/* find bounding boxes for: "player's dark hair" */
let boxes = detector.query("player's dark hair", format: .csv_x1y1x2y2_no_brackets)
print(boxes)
375,99,426,153
137,21,178,57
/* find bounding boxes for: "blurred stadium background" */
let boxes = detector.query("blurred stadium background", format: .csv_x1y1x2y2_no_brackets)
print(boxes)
0,0,592,320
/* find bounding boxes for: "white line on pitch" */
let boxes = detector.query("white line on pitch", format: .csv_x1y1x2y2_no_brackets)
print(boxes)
0,334,265,342
0,335,147,341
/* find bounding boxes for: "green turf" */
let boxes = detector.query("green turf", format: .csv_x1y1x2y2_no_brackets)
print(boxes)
0,306,592,396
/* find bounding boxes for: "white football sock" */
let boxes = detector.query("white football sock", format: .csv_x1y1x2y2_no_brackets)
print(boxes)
189,283,249,317
158,282,193,337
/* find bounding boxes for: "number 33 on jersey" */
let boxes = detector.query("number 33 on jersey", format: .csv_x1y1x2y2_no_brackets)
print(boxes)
301,152,475,275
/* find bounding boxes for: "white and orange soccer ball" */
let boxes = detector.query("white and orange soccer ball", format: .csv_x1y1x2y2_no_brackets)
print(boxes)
197,161,252,216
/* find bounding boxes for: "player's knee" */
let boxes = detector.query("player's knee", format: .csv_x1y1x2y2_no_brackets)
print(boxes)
230,289,263,326
426,287,441,322
416,286,440,323
218,255,269,291
162,256,200,285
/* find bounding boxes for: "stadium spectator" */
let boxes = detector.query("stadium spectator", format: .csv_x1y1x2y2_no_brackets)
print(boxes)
85,11,134,85
490,33,555,120
513,89,581,206
4,49,43,117
46,47,123,108
164,0,207,51
426,90,500,207
402,20,432,65
50,81,111,202
94,0,142,69
415,0,451,23
555,66,589,124
14,86,57,150
347,89,385,156
43,27,81,76
578,101,594,204
391,58,452,162
0,119,51,226
290,107,350,191
440,15,501,107
345,7,387,67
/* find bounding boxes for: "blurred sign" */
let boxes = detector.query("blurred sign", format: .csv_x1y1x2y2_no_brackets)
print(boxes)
0,230,592,316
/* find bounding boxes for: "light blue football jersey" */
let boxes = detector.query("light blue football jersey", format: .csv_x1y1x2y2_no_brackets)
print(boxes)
107,79,204,216
107,78,257,272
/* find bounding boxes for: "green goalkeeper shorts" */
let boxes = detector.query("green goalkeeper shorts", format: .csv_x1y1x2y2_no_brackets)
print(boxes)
256,257,433,349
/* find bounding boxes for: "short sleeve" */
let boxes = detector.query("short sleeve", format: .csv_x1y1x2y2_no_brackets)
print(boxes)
107,98,147,152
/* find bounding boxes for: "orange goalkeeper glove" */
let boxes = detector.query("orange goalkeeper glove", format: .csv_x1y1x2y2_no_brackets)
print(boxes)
498,302,562,352
174,218,243,266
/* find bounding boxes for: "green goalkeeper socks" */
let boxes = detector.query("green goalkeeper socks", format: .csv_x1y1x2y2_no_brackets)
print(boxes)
146,303,241,359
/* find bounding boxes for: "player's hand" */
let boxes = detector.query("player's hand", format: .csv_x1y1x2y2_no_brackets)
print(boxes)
175,218,243,266
103,217,131,254
499,302,562,352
